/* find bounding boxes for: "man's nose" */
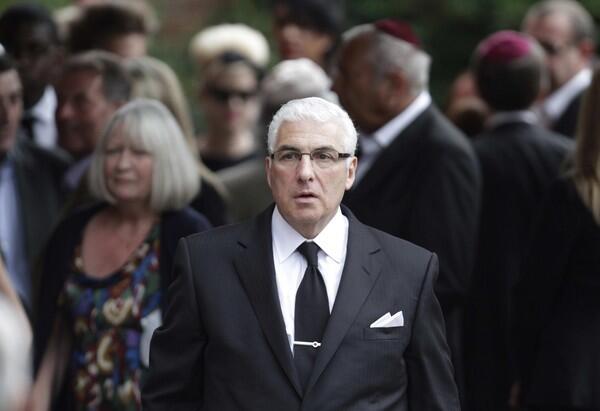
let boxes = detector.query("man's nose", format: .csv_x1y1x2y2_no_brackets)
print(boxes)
296,155,315,181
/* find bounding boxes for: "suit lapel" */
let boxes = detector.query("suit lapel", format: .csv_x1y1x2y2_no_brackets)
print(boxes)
347,107,432,202
233,208,303,397
305,208,382,393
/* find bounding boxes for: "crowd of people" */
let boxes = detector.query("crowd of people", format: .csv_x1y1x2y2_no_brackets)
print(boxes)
0,0,598,410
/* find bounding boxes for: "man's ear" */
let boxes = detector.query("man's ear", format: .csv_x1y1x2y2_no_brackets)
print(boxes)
265,155,273,189
345,156,358,191
578,39,596,60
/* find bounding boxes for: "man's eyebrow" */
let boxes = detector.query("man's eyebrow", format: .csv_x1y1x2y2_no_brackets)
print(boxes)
275,144,338,151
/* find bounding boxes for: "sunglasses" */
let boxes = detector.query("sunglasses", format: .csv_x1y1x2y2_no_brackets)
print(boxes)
205,86,258,103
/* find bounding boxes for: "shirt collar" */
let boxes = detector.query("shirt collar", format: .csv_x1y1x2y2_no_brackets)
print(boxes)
486,110,539,129
368,90,432,148
542,67,592,122
26,86,57,124
272,206,347,265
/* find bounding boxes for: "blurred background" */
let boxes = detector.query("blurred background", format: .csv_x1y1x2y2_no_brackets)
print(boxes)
0,0,597,132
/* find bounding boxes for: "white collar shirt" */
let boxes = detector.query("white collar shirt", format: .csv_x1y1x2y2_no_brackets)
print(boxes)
0,158,30,307
271,206,349,353
486,110,539,129
24,86,58,149
539,67,592,125
356,91,432,182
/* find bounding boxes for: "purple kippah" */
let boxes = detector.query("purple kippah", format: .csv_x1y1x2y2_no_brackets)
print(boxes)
374,19,421,48
476,30,532,64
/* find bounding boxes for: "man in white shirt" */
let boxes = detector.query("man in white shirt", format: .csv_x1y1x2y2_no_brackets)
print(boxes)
0,54,67,312
0,4,63,150
143,97,459,410
522,0,596,137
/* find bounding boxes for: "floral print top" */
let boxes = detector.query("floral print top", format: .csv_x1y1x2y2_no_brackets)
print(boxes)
59,225,162,411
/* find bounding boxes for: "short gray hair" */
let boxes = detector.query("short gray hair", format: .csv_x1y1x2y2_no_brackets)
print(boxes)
0,297,31,411
522,0,596,43
89,98,199,211
267,97,357,155
343,24,431,97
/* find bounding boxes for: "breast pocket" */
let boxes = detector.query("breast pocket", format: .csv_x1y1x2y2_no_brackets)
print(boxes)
363,326,405,341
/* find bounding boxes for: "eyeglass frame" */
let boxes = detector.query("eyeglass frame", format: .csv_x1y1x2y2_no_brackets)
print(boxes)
269,147,353,168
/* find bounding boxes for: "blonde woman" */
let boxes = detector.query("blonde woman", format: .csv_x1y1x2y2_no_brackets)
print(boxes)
515,66,600,411
32,99,211,410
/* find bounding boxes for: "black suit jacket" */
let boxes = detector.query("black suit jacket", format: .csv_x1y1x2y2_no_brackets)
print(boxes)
465,121,572,411
516,178,600,408
142,206,460,410
551,90,584,138
11,138,69,309
343,104,481,393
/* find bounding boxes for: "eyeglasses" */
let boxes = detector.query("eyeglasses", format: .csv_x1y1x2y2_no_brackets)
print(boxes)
270,148,352,169
206,86,258,103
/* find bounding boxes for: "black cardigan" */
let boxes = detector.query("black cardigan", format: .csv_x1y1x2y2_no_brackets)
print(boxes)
33,203,212,372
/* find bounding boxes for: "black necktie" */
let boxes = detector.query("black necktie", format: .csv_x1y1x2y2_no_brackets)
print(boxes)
21,114,36,141
294,241,329,391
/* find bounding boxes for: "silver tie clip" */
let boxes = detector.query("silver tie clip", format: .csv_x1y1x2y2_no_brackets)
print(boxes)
293,340,322,348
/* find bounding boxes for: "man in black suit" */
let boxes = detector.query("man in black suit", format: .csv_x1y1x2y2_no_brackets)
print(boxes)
0,54,68,313
0,3,63,150
464,31,573,411
522,0,596,138
333,20,481,400
142,97,460,410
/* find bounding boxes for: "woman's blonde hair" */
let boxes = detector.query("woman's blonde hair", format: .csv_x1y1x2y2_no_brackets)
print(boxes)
88,99,200,212
572,66,600,223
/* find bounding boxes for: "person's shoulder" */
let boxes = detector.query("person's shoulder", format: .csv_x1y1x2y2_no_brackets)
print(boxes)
183,217,251,248
419,105,476,156
163,207,212,231
15,139,70,171
353,217,435,271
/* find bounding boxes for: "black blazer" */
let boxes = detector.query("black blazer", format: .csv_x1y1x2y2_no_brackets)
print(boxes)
12,138,69,308
142,206,460,411
516,178,600,408
464,121,572,411
551,90,584,138
343,104,481,394
33,203,212,372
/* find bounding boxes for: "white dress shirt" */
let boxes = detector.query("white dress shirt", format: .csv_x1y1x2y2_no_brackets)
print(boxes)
356,90,432,182
486,110,539,129
271,206,349,352
0,158,30,306
539,67,592,126
23,86,58,149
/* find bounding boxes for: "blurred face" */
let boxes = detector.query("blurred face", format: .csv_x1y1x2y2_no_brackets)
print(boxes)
524,12,588,91
103,126,153,206
2,24,60,109
56,69,121,160
273,4,334,67
266,119,356,238
103,33,147,59
201,62,260,135
332,34,387,133
0,69,23,157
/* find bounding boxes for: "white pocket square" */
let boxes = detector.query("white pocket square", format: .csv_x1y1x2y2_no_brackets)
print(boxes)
370,311,404,328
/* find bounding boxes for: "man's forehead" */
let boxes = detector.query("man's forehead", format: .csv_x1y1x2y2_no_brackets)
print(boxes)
276,119,343,146
57,70,103,95
0,70,22,94
527,12,574,42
